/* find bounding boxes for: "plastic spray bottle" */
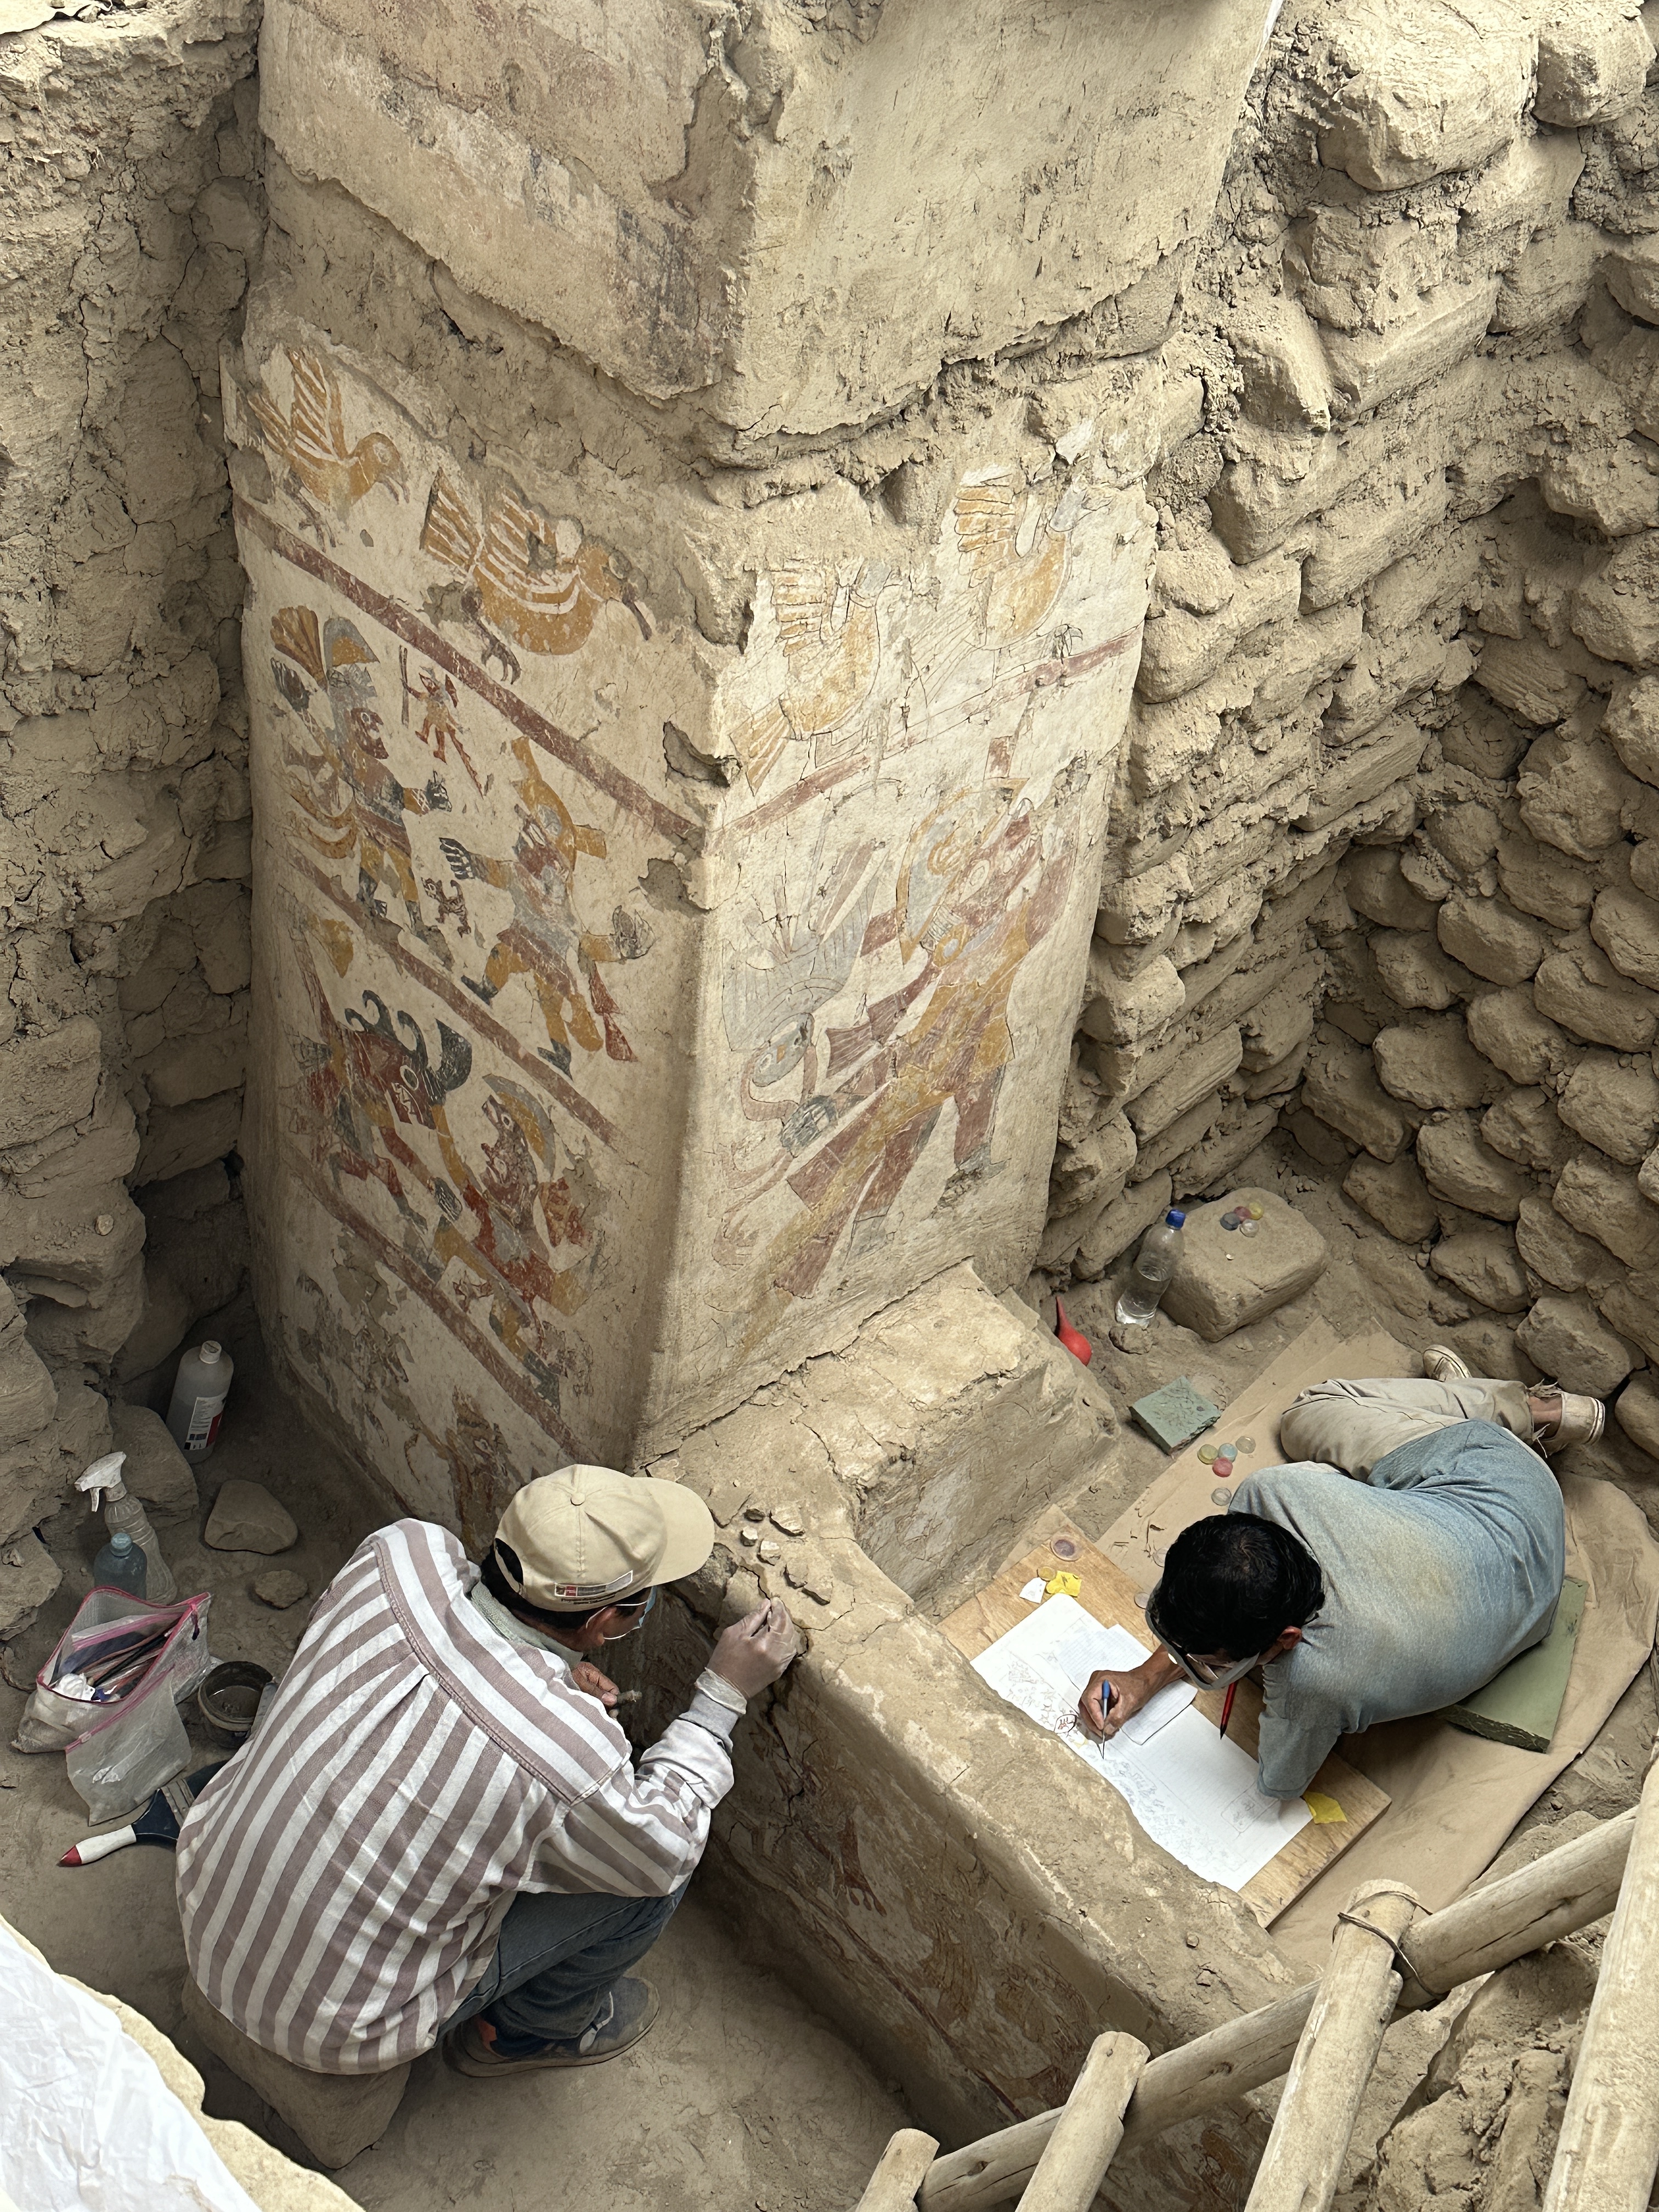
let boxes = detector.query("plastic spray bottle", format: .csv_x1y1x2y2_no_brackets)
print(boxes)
166,1339,233,1462
77,1450,176,1604
1115,1209,1187,1328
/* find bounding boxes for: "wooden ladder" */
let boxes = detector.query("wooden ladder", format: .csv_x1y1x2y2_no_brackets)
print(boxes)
845,1797,1655,2212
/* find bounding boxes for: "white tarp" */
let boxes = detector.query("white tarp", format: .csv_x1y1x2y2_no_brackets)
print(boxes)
0,1922,263,2212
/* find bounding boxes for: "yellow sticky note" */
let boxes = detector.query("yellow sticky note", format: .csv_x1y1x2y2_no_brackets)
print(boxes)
1303,1791,1346,1825
1044,1571,1082,1598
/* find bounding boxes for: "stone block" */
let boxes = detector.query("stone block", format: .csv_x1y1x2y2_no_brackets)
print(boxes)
1516,1192,1621,1296
1603,678,1659,787
180,1974,410,2169
1539,442,1659,538
1309,0,1533,191
1322,280,1499,421
1424,803,1503,881
1171,1100,1282,1195
1302,1034,1409,1160
1491,223,1605,337
1605,234,1659,325
142,1024,248,1111
1497,832,1598,929
1534,2,1655,124
204,1478,298,1554
1516,1294,1637,1398
1240,976,1318,1071
0,1285,56,1454
1597,1277,1659,1367
136,1090,242,1185
1132,1094,1221,1181
1558,1053,1659,1165
1417,1113,1532,1221
0,1018,101,1150
1077,949,1184,1048
1124,1026,1238,1141
1555,1152,1659,1268
1096,859,1188,947
1345,847,1438,932
0,1530,60,1641
1572,534,1659,668
1227,291,1336,431
1517,732,1637,859
1159,1186,1328,1342
1615,1373,1659,1458
108,1402,199,1525
1482,1087,1573,1175
1373,929,1475,1010
1072,1172,1172,1282
1465,988,1573,1085
1436,895,1547,986
1374,1018,1497,1111
113,1257,193,1384
1441,694,1530,781
1473,631,1588,727
1243,1039,1310,1102
1429,1225,1531,1313
1301,477,1451,613
1589,884,1659,994
1344,1151,1440,1243
1534,935,1659,1049
1048,1111,1137,1223
1297,720,1431,832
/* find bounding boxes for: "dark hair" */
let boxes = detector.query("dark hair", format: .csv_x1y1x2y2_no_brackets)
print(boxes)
1145,1512,1324,1661
479,1542,644,1639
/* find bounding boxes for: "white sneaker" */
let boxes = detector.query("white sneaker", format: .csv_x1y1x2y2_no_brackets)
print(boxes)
1423,1344,1472,1383
1534,1389,1605,1457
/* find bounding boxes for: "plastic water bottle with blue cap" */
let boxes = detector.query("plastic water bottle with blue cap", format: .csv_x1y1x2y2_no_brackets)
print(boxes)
1115,1209,1186,1328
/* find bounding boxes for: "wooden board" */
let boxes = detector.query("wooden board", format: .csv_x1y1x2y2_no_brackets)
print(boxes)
941,1519,1390,1926
1096,1325,1414,1591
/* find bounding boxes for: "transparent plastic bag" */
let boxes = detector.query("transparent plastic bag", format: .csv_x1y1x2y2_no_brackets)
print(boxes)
14,1587,212,1821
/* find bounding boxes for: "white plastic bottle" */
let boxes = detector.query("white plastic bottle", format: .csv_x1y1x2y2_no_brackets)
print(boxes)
166,1339,233,1463
77,1450,177,1604
1115,1209,1187,1328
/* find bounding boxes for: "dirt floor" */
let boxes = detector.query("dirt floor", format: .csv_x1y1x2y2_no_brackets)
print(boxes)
0,1295,910,2211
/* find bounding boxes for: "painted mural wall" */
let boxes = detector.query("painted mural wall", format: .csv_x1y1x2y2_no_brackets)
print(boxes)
234,321,1152,1511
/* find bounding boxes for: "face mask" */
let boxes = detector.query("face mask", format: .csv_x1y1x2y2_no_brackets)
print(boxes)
601,1585,656,1642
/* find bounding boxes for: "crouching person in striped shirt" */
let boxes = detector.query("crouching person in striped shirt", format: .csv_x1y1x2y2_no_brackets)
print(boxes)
176,1465,798,2079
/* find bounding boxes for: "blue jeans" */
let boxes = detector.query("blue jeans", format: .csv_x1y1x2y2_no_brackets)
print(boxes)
442,1884,684,2048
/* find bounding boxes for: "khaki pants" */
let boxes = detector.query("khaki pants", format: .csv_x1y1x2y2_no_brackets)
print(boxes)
1279,1377,1536,1480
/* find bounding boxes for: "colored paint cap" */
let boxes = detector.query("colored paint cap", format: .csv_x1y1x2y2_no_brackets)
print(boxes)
1197,1444,1217,1464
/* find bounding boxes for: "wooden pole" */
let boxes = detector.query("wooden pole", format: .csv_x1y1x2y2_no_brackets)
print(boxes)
1541,1760,1659,2212
919,1807,1637,2212
1242,1881,1420,2212
853,2129,941,2212
1018,2034,1148,2212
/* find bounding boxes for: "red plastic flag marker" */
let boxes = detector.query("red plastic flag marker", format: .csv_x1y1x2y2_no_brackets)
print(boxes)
1054,1298,1092,1366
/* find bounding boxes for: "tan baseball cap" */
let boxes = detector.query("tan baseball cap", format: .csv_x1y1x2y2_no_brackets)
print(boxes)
494,1465,715,1609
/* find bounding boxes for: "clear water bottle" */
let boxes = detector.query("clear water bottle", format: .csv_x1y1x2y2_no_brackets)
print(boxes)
166,1339,233,1461
1115,1210,1187,1327
92,1528,149,1598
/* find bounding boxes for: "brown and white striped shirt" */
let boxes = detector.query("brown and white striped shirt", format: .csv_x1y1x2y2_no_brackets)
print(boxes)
175,1520,732,2073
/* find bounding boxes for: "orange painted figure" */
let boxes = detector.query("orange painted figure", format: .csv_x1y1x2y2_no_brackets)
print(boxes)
270,609,454,968
428,1077,600,1404
439,736,652,1078
738,783,1075,1343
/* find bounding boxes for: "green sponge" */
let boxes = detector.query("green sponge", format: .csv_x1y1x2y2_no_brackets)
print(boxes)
1440,1577,1587,1753
1130,1377,1222,1453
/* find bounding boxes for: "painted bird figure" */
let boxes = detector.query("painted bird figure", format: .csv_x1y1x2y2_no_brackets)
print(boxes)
419,472,651,679
955,472,1088,646
729,560,888,794
242,349,407,516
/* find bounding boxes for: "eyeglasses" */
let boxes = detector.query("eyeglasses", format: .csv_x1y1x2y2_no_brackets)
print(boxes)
1160,1638,1263,1691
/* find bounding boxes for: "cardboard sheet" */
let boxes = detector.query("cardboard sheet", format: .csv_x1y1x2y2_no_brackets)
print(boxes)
1264,1476,1659,1973
972,1595,1311,1890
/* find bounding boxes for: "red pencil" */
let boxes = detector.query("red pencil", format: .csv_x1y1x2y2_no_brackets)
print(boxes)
1220,1680,1238,1739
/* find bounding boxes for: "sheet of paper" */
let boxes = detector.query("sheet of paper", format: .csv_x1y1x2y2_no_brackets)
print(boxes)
1119,1676,1197,1745
970,1594,1311,1891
